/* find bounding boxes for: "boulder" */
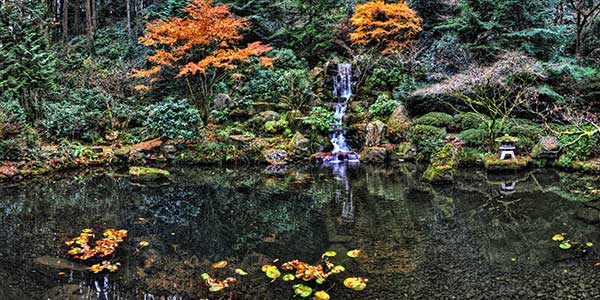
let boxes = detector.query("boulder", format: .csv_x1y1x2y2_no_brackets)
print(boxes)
129,166,170,182
360,146,388,162
365,120,387,147
576,208,600,224
387,104,411,142
212,93,231,111
262,149,288,165
422,143,459,183
532,136,560,159
259,110,281,122
160,144,177,160
289,132,310,156
114,148,130,161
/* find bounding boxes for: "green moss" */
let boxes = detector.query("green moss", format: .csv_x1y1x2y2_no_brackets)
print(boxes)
129,166,170,179
483,154,531,171
495,135,520,143
408,125,447,161
422,143,458,183
453,112,486,131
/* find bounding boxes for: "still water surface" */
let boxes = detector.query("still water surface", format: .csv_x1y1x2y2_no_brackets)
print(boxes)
1,164,599,299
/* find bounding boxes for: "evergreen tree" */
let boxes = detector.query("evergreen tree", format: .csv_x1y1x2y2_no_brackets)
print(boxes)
0,0,58,120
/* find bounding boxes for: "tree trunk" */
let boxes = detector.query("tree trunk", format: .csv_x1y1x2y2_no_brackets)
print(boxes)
126,0,132,37
85,0,94,54
62,0,69,41
74,0,80,35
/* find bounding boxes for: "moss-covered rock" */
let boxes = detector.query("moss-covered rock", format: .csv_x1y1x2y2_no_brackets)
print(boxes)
422,143,459,183
386,104,411,143
360,146,388,163
129,166,170,181
391,142,416,161
483,155,531,171
365,120,387,147
408,125,447,161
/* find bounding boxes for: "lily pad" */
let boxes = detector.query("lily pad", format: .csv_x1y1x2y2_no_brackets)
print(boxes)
282,274,295,281
344,277,368,291
559,242,572,250
321,251,337,258
293,284,313,298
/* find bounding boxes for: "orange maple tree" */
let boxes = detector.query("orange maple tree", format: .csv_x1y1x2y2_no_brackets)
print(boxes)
132,0,271,119
349,0,422,54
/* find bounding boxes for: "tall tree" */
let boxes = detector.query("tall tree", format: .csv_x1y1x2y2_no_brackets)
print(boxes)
0,0,58,120
132,0,271,120
62,0,69,41
568,0,600,59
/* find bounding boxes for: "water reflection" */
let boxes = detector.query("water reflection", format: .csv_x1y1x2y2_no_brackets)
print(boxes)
1,165,600,299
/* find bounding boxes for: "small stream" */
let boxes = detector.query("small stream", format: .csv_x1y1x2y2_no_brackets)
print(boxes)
1,164,600,299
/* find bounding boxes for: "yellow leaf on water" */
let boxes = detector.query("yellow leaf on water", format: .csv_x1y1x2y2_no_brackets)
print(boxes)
552,234,564,241
346,249,361,258
314,290,330,300
235,268,248,276
139,241,150,247
212,260,228,269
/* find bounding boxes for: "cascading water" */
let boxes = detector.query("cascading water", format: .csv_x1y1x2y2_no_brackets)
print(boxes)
329,63,359,163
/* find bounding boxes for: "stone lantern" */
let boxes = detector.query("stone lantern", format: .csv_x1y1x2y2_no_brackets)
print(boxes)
495,134,519,160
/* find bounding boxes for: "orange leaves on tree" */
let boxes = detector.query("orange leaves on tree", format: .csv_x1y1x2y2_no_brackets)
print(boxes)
349,0,422,54
132,0,271,83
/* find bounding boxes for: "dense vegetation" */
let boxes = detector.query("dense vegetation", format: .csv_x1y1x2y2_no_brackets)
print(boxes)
0,0,599,177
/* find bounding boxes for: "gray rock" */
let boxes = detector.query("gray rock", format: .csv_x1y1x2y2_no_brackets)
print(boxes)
262,149,288,165
259,110,280,122
365,120,387,147
212,93,232,110
161,144,177,159
290,132,310,156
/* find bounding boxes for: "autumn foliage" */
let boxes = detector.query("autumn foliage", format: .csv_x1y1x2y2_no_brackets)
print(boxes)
350,0,422,53
132,0,271,115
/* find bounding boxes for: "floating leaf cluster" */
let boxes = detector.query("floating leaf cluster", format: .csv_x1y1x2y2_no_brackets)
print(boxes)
257,249,367,299
551,233,593,252
201,260,248,292
65,228,128,273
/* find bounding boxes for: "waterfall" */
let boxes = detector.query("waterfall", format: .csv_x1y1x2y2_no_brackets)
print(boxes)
329,63,359,163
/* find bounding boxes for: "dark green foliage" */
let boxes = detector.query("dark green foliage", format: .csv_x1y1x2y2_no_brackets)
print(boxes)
0,0,58,120
504,119,544,153
459,129,488,148
369,94,399,120
454,112,485,131
413,112,455,128
144,98,203,141
236,49,311,108
41,88,114,141
0,97,39,160
437,0,567,60
408,124,447,160
303,107,335,132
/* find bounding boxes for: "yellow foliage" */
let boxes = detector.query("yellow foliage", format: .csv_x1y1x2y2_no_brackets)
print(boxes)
350,0,422,53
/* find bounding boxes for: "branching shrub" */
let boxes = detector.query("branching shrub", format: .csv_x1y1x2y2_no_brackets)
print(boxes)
454,112,485,131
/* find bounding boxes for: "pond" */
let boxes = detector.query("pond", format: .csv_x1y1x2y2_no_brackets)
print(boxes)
1,163,600,300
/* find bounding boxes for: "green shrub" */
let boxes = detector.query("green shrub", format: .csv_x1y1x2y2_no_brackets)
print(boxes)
0,97,26,138
408,125,447,160
41,88,113,140
303,107,335,132
558,125,600,165
413,112,455,129
144,98,203,141
0,98,39,161
459,129,488,148
369,94,399,120
264,117,289,134
453,112,485,131
504,119,544,153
